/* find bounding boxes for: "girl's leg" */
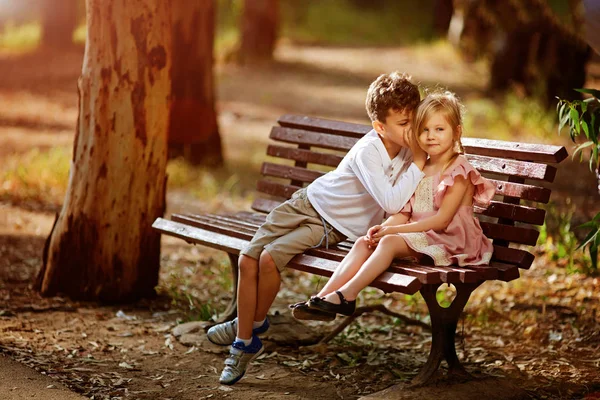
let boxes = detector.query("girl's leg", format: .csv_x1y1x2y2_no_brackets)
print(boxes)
322,235,417,304
315,237,374,298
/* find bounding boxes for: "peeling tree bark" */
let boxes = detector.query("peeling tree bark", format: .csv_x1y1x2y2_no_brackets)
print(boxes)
169,0,223,166
35,0,172,302
239,0,279,64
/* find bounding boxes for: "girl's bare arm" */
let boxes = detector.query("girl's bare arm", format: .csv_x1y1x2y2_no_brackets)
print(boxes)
372,176,472,238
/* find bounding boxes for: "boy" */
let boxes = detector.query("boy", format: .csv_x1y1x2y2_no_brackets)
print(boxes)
209,72,426,385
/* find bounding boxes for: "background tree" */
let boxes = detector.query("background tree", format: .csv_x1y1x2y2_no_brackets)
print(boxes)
450,0,590,105
40,0,79,49
36,0,172,301
433,0,454,37
238,0,279,64
169,0,222,166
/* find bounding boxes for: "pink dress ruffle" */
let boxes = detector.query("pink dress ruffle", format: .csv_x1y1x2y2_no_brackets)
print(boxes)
398,156,494,266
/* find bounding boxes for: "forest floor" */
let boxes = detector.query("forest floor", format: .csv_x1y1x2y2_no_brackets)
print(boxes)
0,43,600,399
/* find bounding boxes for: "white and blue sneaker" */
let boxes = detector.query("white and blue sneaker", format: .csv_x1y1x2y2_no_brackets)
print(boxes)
207,317,269,346
219,335,264,385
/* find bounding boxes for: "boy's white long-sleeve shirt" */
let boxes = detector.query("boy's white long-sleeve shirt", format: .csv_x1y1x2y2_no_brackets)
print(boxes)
307,129,424,240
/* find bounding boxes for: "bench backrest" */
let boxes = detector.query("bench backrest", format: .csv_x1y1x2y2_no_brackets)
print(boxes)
252,114,568,270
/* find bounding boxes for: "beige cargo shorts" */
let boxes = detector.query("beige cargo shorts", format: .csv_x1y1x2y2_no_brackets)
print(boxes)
240,188,346,271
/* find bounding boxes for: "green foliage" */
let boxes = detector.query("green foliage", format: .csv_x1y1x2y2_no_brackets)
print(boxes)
280,0,434,46
156,270,218,322
556,89,600,273
537,202,593,273
216,0,436,53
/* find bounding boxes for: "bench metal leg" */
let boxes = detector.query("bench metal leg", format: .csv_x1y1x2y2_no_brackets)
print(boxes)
410,282,481,387
211,254,239,324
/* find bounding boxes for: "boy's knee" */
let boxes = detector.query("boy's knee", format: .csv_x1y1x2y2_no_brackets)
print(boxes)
238,254,259,277
258,250,279,275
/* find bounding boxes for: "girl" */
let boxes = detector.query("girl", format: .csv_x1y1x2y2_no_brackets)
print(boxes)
292,91,495,319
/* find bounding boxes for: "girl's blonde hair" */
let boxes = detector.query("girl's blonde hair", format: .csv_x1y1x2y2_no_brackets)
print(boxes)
414,90,466,170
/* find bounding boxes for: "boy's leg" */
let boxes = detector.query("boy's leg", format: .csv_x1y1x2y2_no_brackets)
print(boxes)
235,254,260,340
253,250,281,323
255,221,345,319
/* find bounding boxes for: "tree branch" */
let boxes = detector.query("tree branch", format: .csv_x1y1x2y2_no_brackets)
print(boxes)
320,304,430,344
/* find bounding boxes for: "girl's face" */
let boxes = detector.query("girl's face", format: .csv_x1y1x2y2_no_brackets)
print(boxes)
418,111,459,158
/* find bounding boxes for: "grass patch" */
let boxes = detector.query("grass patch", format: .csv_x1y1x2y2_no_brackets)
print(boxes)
0,146,70,207
463,93,559,142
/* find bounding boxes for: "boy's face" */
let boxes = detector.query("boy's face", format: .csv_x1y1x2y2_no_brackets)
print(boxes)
375,108,413,147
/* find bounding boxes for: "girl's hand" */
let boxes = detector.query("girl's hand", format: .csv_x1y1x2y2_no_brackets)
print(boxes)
367,225,396,247
365,225,382,248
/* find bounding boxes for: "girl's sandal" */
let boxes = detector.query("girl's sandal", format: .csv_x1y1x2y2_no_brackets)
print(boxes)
291,302,336,322
308,290,356,316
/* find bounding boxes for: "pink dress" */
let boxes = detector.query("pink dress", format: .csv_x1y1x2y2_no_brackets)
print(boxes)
398,155,495,266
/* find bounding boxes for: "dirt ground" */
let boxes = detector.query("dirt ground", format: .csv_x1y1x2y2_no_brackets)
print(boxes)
1,44,600,399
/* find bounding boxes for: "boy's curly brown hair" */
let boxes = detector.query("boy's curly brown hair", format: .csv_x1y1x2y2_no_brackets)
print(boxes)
365,72,420,123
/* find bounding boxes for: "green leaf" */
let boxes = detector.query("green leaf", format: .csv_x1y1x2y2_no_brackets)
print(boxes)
573,141,593,158
575,88,600,99
582,120,590,139
577,220,598,230
576,227,599,250
571,108,581,135
558,102,569,134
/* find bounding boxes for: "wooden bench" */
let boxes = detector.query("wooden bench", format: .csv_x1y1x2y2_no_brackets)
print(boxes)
153,114,568,385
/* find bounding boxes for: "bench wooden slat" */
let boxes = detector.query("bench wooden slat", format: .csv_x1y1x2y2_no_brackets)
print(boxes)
492,262,521,281
278,114,369,138
462,138,568,164
492,246,534,269
463,265,498,280
261,162,323,183
153,218,248,253
267,145,343,168
488,179,551,203
466,154,556,182
270,126,358,151
277,114,568,163
481,222,539,246
256,180,301,199
475,202,546,226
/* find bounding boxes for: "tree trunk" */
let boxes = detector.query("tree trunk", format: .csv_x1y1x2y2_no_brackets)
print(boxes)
35,0,172,302
433,0,454,37
41,0,78,49
169,0,223,166
239,0,278,64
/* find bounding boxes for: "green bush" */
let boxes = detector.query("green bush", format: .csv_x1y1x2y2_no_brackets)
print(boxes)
557,88,600,272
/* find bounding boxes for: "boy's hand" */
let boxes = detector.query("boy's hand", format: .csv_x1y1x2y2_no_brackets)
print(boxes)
404,128,426,170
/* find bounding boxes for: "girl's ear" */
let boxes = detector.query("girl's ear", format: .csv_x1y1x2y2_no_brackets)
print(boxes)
372,120,385,134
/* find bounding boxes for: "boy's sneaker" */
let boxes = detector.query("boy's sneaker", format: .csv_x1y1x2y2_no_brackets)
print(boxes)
219,335,264,385
206,317,269,346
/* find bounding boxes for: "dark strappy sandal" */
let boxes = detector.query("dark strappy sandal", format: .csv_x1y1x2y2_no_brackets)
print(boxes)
291,302,336,322
307,290,356,316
